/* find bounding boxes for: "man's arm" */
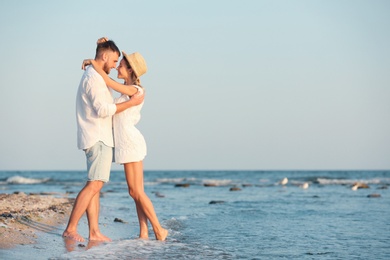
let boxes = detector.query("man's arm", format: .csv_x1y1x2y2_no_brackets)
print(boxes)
115,92,144,114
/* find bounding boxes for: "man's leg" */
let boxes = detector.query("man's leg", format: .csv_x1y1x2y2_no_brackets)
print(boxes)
86,187,111,241
63,181,103,241
84,141,112,241
63,141,112,242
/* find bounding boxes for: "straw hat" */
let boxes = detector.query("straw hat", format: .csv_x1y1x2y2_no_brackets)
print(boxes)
122,51,147,77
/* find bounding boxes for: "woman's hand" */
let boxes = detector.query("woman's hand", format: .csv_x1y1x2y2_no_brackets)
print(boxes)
81,59,93,70
129,90,145,105
81,37,107,70
97,37,108,44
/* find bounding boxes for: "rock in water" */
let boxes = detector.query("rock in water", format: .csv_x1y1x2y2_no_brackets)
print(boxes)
209,200,225,204
351,182,369,190
279,178,288,186
175,183,190,188
367,194,381,198
300,182,309,189
114,218,127,223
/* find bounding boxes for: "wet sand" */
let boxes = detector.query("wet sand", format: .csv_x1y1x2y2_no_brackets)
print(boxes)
0,192,73,249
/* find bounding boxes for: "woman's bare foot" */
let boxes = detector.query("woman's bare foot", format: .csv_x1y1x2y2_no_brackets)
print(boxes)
63,230,85,242
155,228,168,241
89,231,112,242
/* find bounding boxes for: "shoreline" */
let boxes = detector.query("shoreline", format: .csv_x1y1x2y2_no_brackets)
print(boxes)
0,192,74,249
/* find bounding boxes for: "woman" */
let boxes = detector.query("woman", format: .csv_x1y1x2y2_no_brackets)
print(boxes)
83,40,168,241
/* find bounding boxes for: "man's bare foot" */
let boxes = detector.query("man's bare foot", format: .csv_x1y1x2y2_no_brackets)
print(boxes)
87,240,104,250
63,237,77,252
155,228,168,241
89,231,112,242
63,230,85,242
138,231,149,239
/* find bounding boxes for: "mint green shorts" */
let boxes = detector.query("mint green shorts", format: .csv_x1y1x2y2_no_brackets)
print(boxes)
84,141,113,183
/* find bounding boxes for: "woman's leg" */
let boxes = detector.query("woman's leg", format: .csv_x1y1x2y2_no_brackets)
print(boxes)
124,161,168,240
123,163,148,238
135,202,149,238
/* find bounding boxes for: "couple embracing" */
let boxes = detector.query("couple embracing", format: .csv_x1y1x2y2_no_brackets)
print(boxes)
63,37,168,242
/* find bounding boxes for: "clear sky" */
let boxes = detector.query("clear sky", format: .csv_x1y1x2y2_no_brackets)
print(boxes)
0,0,389,171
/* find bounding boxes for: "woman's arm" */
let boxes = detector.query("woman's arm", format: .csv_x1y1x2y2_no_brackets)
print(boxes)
82,59,138,96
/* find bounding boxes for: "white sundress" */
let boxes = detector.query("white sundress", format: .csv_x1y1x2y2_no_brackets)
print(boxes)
113,86,146,164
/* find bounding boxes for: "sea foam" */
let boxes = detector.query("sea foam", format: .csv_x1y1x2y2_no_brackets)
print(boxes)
6,175,50,184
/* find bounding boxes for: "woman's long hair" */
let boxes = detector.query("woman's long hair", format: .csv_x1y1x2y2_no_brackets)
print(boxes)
123,57,142,87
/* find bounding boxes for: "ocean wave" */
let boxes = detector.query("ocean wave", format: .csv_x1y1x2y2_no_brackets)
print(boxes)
6,175,50,184
202,179,234,186
163,217,187,232
155,177,198,184
316,178,384,185
144,181,160,186
155,177,237,187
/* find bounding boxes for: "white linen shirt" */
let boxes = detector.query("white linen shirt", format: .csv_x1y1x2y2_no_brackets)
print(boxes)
76,66,117,150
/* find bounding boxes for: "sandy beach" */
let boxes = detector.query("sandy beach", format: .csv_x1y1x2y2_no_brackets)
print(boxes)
0,192,73,249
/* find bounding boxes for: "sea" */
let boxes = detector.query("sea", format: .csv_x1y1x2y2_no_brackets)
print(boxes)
0,170,389,260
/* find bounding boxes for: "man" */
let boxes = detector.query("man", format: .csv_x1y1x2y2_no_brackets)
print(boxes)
63,39,143,242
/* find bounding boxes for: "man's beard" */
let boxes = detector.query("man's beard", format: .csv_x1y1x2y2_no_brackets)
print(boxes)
103,63,110,74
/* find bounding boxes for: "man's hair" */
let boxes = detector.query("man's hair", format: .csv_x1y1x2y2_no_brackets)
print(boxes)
95,40,120,59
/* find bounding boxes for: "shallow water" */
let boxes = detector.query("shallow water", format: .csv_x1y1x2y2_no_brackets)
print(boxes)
1,170,389,259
